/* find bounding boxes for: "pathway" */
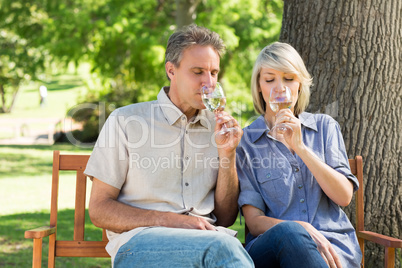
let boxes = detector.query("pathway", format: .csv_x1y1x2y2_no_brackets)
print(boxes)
0,117,65,145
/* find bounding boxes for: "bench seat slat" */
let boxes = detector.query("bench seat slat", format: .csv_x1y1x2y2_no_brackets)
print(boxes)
55,241,109,257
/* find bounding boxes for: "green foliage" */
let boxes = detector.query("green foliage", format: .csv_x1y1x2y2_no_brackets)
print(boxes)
0,0,283,137
0,1,47,112
69,0,283,140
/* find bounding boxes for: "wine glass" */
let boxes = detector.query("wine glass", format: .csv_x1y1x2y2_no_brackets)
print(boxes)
268,86,293,138
201,82,234,134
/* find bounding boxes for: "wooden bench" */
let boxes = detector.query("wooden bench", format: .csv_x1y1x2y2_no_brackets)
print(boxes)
25,151,402,267
25,151,108,268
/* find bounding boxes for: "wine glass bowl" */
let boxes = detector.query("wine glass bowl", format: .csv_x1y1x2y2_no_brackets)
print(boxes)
202,82,233,134
202,82,226,112
269,86,292,113
268,86,293,138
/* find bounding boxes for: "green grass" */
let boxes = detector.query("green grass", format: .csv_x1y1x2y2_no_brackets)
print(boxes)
0,144,111,267
0,144,245,267
1,63,91,121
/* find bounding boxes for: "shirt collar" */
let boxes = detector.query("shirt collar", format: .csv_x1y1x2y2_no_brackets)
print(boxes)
157,87,210,129
247,116,269,144
299,112,318,132
247,112,318,144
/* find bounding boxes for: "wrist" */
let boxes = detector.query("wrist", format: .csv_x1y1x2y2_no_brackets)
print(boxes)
293,142,308,156
217,150,236,167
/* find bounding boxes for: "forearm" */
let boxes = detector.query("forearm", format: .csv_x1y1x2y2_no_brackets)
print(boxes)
294,144,354,206
213,152,239,227
243,205,284,237
89,197,179,233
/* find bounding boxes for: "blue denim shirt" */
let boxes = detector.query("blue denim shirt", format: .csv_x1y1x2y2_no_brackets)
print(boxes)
237,112,362,267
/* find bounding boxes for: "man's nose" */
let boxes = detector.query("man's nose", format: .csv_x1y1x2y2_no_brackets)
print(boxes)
201,73,215,88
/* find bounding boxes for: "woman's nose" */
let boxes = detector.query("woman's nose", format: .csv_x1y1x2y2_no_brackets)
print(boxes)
273,82,285,92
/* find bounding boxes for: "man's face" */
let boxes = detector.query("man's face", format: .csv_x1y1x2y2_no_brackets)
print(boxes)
167,45,220,114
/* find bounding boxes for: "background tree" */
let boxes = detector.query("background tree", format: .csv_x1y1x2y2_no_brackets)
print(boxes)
280,0,401,266
52,0,283,143
0,1,46,113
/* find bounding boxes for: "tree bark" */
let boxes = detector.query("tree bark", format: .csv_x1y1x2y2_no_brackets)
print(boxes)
175,0,201,28
0,84,7,113
280,0,402,266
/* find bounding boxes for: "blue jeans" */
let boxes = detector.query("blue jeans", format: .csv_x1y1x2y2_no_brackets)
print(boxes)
247,221,328,268
114,227,254,267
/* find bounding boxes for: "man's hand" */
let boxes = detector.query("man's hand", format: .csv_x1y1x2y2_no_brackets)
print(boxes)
173,215,216,231
296,221,343,268
214,111,243,154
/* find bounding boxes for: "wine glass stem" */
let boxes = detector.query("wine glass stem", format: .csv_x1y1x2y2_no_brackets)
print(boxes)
215,110,228,133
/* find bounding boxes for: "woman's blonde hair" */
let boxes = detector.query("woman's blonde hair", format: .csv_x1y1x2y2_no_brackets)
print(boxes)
251,42,312,116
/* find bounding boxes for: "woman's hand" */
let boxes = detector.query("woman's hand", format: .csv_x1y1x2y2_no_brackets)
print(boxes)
274,109,304,151
296,221,342,268
274,109,354,206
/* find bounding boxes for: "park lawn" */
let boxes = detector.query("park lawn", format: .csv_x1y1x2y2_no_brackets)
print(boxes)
0,144,245,267
0,144,111,267
1,63,91,120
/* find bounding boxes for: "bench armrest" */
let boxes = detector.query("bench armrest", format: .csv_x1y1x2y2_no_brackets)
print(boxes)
358,230,402,248
25,226,56,239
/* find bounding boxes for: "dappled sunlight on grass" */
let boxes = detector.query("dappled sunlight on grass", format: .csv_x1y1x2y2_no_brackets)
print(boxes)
0,66,91,120
0,210,110,268
0,144,92,178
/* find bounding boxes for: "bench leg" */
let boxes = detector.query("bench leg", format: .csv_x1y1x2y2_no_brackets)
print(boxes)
48,233,56,268
384,247,395,268
32,238,42,268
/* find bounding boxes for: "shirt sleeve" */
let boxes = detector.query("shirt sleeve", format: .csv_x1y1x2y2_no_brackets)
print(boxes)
84,109,129,189
236,144,267,213
324,116,359,192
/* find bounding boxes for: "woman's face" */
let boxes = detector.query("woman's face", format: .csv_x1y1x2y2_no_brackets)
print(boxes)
258,67,300,115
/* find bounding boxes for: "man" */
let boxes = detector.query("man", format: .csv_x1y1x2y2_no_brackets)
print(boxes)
84,25,254,267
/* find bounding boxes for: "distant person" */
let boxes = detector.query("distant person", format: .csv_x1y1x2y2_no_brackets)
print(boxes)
237,42,362,267
39,85,47,107
84,25,253,267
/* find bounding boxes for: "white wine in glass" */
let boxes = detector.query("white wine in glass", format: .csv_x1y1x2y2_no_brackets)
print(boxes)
202,82,233,134
203,96,226,112
270,101,292,113
268,86,293,138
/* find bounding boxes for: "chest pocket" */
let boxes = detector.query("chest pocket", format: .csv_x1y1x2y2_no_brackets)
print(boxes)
256,168,289,200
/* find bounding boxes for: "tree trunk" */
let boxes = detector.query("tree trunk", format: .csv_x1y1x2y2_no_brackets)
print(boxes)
175,0,201,28
8,85,20,113
280,0,401,266
0,83,20,113
0,84,7,113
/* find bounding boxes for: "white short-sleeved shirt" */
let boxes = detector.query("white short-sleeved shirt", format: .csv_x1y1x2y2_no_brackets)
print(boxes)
84,87,220,260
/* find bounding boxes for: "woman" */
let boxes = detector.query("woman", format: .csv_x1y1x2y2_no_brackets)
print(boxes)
237,42,362,268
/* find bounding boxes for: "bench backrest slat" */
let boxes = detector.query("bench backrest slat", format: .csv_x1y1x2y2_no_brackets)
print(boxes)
49,151,109,263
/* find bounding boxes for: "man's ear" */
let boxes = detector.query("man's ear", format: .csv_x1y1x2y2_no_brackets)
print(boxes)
165,62,175,80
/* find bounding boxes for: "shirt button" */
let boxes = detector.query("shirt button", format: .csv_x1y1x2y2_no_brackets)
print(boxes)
185,130,188,134
181,116,186,121
185,156,189,160
294,167,300,172
298,185,303,189
300,198,305,203
185,182,189,186
302,209,307,213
